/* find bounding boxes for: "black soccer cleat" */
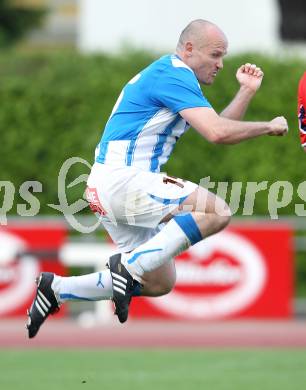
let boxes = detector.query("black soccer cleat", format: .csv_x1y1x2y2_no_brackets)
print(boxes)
108,253,139,324
26,272,60,339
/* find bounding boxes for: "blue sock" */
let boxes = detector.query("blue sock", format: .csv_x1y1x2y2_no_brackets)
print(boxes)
173,213,202,245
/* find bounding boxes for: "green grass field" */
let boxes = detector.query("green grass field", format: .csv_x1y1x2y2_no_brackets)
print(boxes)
1,349,306,390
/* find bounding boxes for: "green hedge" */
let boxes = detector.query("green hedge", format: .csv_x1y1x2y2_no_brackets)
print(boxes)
0,50,155,212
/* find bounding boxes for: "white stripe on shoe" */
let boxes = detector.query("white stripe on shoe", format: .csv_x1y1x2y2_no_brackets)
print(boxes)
35,301,46,317
111,272,127,284
38,290,52,307
113,286,126,295
37,295,48,312
113,279,127,289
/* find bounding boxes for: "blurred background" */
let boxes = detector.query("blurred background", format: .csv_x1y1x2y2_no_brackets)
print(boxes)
1,1,306,389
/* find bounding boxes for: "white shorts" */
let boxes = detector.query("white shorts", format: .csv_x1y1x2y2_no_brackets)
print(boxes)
86,163,197,252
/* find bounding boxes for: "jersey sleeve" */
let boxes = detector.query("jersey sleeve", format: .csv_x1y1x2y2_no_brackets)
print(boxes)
298,72,306,149
151,67,212,114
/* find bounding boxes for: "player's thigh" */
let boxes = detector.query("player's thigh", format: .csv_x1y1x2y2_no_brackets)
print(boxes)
161,185,231,222
101,218,162,253
181,186,231,214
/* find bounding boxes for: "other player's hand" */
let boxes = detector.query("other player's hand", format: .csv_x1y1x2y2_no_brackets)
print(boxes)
268,116,289,136
236,63,264,93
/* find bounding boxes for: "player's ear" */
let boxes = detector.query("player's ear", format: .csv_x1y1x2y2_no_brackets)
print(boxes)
185,41,193,56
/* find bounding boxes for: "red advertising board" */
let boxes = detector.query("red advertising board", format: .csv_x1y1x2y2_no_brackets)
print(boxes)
129,223,294,319
0,223,67,318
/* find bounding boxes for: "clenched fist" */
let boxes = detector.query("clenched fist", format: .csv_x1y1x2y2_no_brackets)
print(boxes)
268,116,289,136
236,63,264,93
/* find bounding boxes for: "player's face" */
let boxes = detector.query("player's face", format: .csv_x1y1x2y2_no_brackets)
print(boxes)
191,36,228,85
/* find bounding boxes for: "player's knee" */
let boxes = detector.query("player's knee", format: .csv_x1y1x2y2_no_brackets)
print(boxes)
216,209,231,232
205,203,231,234
220,213,231,230
215,200,232,228
220,205,232,226
198,201,231,230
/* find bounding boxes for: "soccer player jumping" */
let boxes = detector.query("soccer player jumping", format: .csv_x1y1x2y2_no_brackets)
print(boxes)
27,19,288,338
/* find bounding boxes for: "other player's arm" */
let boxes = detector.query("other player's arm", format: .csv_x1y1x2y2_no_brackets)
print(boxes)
180,106,288,145
220,63,263,120
298,71,306,152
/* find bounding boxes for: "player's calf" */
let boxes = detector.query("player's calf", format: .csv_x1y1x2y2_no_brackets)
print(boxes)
140,260,176,297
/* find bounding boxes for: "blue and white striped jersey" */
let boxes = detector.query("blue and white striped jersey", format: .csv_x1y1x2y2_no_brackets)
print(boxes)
95,54,212,172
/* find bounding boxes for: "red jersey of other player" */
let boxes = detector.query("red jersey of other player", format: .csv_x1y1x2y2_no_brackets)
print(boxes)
298,72,306,151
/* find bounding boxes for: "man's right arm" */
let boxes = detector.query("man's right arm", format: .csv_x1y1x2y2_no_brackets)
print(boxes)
180,107,288,145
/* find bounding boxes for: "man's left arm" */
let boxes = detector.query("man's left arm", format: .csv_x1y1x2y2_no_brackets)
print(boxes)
220,63,264,120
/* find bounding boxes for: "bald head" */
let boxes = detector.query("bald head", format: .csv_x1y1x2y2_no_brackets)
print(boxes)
175,19,228,85
177,19,227,51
